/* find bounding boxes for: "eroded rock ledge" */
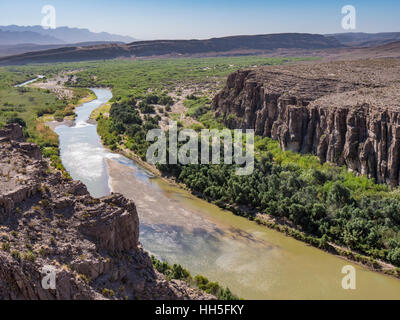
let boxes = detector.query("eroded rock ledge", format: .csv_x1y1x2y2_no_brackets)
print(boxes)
0,124,213,300
212,59,400,185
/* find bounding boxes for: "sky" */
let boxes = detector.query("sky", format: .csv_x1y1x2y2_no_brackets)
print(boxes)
0,0,399,40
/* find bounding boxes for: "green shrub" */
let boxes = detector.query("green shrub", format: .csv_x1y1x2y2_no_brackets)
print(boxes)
54,110,65,122
11,250,21,260
1,242,10,252
151,256,239,300
23,251,36,262
102,288,115,298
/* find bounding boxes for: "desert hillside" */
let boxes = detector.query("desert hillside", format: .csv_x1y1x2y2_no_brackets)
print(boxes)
0,33,342,65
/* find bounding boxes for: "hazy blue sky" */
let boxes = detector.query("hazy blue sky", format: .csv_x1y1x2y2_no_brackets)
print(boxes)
1,0,399,39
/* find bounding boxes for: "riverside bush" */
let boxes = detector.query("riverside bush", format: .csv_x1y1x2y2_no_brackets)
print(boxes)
151,256,239,300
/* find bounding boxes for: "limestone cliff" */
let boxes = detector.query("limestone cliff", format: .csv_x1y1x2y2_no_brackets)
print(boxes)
0,124,213,300
212,59,400,186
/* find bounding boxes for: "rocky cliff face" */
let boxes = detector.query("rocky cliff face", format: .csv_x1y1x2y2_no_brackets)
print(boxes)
212,59,400,185
0,124,213,300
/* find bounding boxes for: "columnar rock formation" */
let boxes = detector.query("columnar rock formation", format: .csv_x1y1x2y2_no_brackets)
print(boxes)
0,124,213,300
212,59,400,185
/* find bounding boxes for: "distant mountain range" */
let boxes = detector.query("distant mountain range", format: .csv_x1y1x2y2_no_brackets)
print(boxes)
1,31,400,65
0,42,125,58
0,30,63,45
0,25,136,45
328,32,400,47
0,33,342,65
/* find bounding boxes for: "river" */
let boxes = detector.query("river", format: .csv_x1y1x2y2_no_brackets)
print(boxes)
54,88,400,300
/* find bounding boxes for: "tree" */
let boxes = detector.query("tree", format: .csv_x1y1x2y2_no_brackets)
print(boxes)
328,182,352,206
388,247,400,265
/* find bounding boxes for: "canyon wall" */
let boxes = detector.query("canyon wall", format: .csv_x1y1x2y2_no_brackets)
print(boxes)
0,124,213,300
212,59,400,185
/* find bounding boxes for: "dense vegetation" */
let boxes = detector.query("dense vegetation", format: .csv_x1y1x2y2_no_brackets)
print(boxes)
151,256,239,300
158,137,400,268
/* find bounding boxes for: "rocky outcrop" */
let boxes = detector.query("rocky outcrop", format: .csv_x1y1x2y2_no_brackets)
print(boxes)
78,194,139,252
0,123,24,142
213,59,400,185
0,125,214,300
